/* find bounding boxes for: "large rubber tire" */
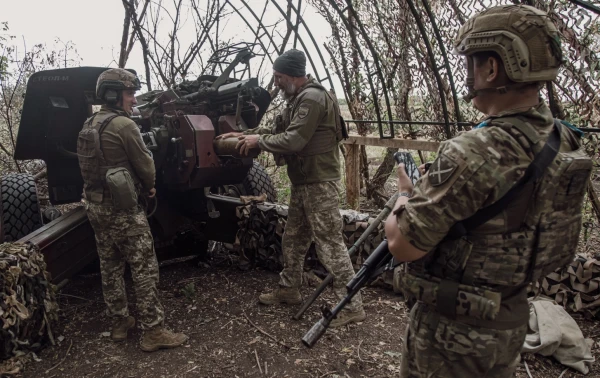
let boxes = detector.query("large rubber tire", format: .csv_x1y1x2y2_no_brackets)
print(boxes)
0,173,43,242
243,161,277,202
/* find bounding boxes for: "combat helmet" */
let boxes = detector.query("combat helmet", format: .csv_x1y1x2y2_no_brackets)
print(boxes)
96,68,142,104
453,4,563,102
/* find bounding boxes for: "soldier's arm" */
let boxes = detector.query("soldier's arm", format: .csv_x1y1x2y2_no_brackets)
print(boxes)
119,121,156,190
258,97,323,154
242,125,273,135
386,128,530,258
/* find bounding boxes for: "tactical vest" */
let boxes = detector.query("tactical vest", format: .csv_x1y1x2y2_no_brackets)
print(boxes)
401,116,593,324
272,81,348,164
77,111,140,204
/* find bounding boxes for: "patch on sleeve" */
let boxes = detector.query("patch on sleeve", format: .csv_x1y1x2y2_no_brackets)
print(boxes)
428,155,458,187
297,103,310,119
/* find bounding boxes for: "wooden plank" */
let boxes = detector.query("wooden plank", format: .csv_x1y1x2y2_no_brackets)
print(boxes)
342,135,441,152
345,144,360,210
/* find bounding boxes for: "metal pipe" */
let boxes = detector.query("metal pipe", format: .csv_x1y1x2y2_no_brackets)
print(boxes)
269,0,334,90
224,0,274,67
567,0,600,15
275,0,336,91
420,0,463,128
345,119,475,127
341,0,396,139
405,0,452,139
325,0,386,138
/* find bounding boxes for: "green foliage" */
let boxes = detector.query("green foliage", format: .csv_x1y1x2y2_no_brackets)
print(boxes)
257,151,292,204
180,283,196,301
0,22,81,174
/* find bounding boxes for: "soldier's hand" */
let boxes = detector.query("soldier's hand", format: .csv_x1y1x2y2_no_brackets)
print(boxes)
236,135,260,156
418,162,433,176
148,188,156,198
215,132,243,140
397,164,414,194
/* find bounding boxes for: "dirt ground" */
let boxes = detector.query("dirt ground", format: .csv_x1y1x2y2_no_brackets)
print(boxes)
13,251,600,378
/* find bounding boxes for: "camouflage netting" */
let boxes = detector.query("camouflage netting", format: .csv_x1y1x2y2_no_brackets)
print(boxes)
234,200,387,278
235,201,600,317
0,242,59,375
541,255,600,319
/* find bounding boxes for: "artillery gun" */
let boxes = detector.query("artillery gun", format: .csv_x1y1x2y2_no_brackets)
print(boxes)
0,44,277,282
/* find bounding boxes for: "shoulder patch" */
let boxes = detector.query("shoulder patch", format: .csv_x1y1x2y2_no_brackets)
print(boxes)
297,103,310,119
428,154,458,186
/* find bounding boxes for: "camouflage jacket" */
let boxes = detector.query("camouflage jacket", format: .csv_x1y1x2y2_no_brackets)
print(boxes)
243,75,341,186
397,101,591,328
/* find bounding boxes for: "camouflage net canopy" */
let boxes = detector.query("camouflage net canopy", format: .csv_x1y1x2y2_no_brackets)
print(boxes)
0,243,58,375
169,0,600,139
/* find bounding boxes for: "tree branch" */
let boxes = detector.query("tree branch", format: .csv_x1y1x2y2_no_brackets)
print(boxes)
119,0,134,67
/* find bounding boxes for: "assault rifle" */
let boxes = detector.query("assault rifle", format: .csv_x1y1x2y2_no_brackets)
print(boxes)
301,152,421,348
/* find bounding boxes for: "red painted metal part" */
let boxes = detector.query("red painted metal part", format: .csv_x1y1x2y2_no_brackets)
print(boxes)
18,206,97,284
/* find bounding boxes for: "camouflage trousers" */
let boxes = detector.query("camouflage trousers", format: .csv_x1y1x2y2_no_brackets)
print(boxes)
279,181,363,312
85,200,164,330
400,302,527,378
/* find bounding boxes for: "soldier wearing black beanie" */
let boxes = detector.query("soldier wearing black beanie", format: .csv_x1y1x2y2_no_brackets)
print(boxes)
273,49,306,77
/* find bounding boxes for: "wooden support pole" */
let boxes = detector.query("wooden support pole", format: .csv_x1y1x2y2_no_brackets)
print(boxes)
345,144,360,210
587,179,600,225
342,135,441,152
342,135,441,208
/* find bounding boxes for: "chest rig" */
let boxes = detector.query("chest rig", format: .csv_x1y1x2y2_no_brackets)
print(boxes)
272,81,347,165
77,111,138,203
401,117,593,323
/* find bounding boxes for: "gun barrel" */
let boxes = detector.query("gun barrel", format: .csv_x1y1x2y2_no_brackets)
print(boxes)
301,317,330,348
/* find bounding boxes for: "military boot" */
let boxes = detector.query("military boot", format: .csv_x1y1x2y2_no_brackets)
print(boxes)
139,327,188,352
329,309,366,328
111,316,135,342
258,287,302,305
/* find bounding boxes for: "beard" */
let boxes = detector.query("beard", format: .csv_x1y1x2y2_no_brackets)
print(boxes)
281,82,297,101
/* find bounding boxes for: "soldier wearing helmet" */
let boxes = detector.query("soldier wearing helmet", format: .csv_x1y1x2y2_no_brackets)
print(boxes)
384,5,592,377
77,68,188,352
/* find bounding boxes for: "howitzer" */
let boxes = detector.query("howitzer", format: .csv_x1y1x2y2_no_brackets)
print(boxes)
301,151,421,347
3,43,279,281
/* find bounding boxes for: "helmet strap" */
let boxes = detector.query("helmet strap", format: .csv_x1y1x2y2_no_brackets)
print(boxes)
462,56,539,103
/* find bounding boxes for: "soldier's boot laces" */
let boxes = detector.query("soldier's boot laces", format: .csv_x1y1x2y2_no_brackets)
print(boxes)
111,316,135,342
139,327,189,352
258,287,302,305
329,308,366,328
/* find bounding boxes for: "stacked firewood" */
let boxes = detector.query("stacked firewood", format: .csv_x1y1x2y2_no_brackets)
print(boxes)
234,200,386,275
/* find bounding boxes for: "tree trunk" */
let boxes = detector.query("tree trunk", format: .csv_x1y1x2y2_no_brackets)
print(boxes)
118,0,133,68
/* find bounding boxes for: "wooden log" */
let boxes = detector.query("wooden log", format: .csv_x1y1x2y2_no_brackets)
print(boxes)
345,144,360,210
587,179,600,225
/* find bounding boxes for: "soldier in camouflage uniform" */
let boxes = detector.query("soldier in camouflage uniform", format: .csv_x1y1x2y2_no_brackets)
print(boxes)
217,49,365,327
77,68,188,352
383,5,593,377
